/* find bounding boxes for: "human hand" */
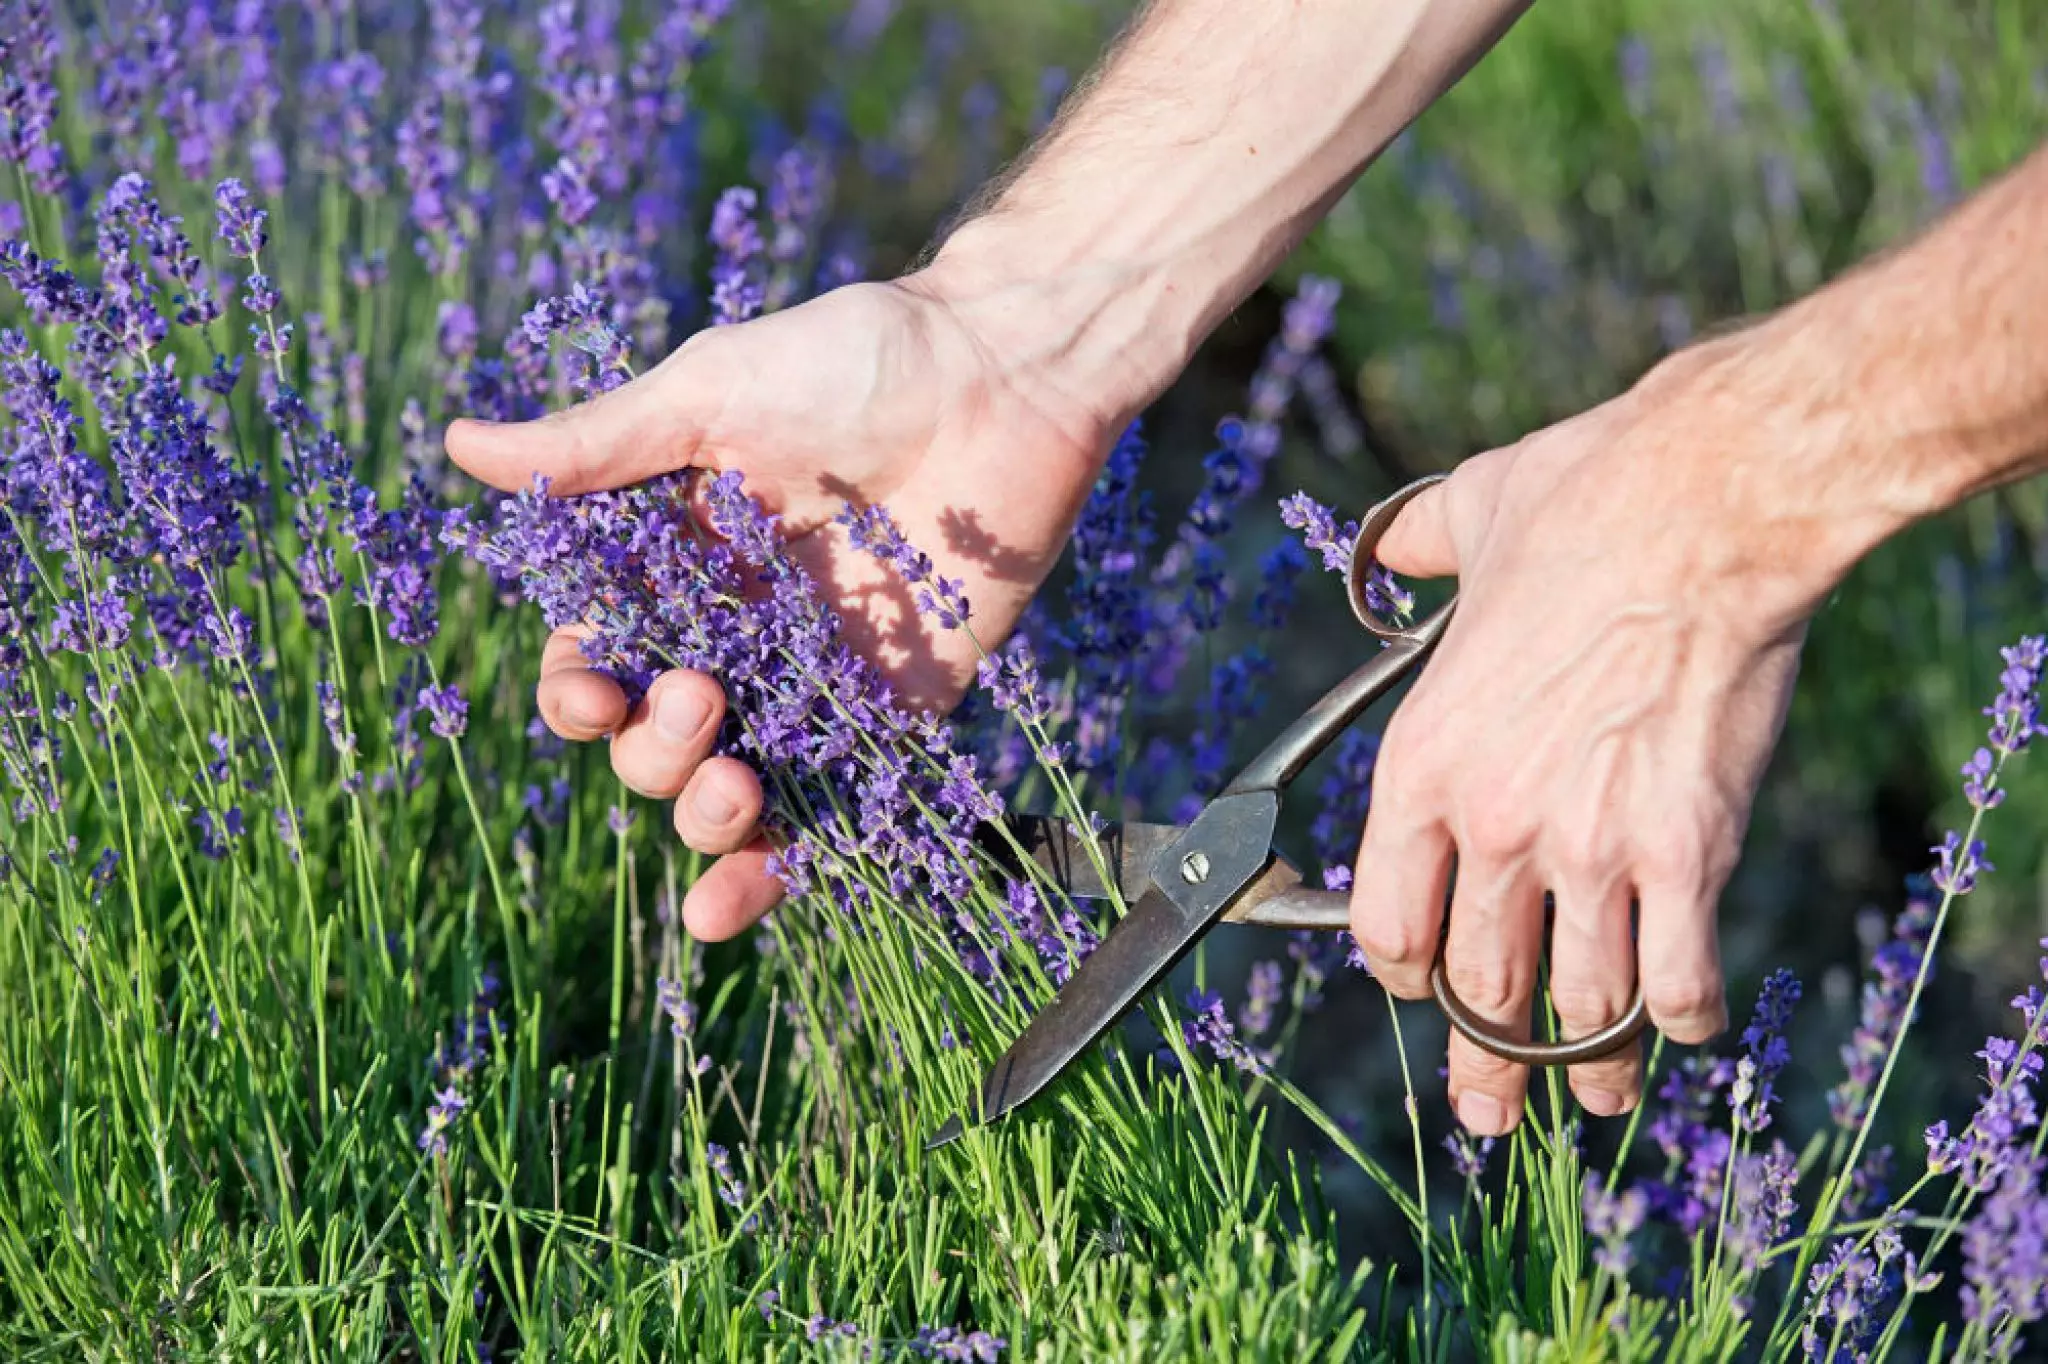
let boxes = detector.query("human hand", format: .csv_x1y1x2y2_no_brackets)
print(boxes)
446,272,1123,940
1349,334,1885,1137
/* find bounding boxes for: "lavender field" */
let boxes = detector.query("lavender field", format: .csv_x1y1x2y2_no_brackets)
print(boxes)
2,0,2046,1358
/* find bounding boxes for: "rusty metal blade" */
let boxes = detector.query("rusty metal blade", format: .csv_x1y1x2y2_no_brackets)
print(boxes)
924,881,1198,1149
929,791,1284,1148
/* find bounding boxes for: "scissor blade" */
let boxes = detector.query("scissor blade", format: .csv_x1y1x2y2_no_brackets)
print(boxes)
926,880,1207,1149
1003,813,1185,902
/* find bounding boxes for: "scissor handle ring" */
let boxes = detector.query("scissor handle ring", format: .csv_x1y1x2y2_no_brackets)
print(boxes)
1430,954,1649,1068
1346,474,1455,643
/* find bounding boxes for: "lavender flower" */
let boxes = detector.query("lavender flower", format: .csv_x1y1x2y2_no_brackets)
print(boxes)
709,186,766,324
912,1326,1004,1361
1582,1170,1647,1278
656,976,698,1039
1961,1157,2048,1340
418,1083,467,1158
1181,987,1270,1075
1445,1131,1495,1183
1932,830,1991,896
1986,636,2046,755
706,1141,748,1213
838,502,970,629
1829,882,1935,1130
1239,960,1284,1039
213,177,267,259
0,0,69,196
451,461,1007,977
421,683,468,740
1802,1227,1901,1359
1731,969,1801,1134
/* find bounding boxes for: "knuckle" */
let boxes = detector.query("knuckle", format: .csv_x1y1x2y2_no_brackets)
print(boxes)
1458,791,1535,863
1631,825,1737,896
1646,974,1726,1035
1548,977,1625,1027
1445,954,1531,1019
1548,811,1621,888
1350,911,1431,969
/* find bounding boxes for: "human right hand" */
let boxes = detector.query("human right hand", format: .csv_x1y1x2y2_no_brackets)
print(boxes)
446,271,1123,939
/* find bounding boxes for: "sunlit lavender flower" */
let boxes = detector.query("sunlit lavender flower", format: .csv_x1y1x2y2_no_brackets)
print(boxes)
1986,636,2045,755
1963,748,2003,810
839,502,971,629
1930,990,2048,1195
1278,493,1354,574
1278,490,1414,622
0,0,69,196
1731,969,1801,1133
522,283,630,394
975,638,1051,726
1182,987,1270,1076
1801,1226,1901,1359
1445,1131,1495,1183
1961,1154,2048,1337
706,1141,748,1214
213,177,267,259
421,683,468,740
709,185,766,324
418,1083,467,1158
1932,831,1991,896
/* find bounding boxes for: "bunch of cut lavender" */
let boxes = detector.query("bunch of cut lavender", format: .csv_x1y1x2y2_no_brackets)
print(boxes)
445,386,1041,1011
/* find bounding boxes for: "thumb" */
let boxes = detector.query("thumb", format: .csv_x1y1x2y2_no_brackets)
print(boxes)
1371,477,1459,579
445,354,708,496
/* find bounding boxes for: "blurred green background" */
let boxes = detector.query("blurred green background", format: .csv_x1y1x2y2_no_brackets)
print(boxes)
719,0,2048,1228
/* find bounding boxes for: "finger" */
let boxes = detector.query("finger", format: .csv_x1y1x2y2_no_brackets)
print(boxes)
1544,879,1644,1118
607,670,726,800
1349,801,1453,1002
537,628,628,739
1636,872,1729,1046
445,347,710,495
1372,478,1458,579
673,756,764,857
1441,858,1545,1138
681,836,786,940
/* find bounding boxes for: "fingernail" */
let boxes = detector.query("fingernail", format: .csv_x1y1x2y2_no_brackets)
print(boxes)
1579,1087,1630,1118
656,687,709,742
1456,1090,1508,1136
693,782,739,826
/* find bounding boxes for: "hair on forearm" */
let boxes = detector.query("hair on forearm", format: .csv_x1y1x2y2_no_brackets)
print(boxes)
911,0,1164,269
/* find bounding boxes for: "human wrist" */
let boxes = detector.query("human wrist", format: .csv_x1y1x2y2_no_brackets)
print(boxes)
1628,313,1926,619
907,212,1211,440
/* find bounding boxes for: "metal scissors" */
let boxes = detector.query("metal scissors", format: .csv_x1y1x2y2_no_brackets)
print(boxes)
928,475,1649,1148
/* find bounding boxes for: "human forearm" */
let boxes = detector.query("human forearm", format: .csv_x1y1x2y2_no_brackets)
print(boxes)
1656,141,2048,612
910,0,1534,434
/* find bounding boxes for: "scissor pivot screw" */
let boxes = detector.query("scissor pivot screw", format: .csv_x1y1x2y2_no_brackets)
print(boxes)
1180,851,1211,885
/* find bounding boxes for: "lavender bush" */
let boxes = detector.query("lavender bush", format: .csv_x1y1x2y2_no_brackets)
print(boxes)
1,1,2045,1359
